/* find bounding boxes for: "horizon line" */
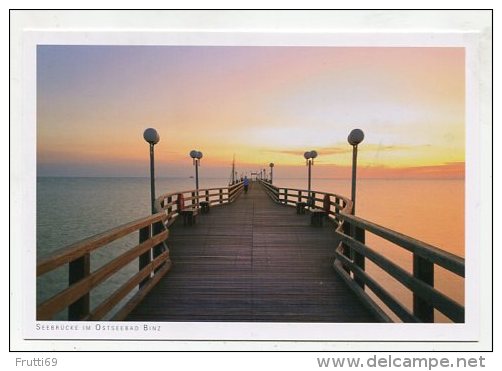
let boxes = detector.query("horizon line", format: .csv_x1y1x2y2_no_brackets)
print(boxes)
36,175,465,181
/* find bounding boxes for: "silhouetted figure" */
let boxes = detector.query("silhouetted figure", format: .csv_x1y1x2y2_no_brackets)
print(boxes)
243,176,249,193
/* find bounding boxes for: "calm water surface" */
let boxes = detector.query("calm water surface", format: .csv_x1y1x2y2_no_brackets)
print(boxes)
37,177,464,322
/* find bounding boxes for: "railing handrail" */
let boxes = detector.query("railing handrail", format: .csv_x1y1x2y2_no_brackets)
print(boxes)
259,180,352,209
257,179,464,323
156,182,244,226
37,212,167,276
337,213,465,276
258,179,463,274
157,181,243,201
334,231,464,322
36,230,169,320
36,210,170,321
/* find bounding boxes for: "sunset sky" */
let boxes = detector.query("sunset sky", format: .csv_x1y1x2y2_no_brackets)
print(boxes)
37,46,465,179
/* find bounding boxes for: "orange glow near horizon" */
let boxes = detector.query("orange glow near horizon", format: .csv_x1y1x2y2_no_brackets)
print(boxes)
37,46,465,178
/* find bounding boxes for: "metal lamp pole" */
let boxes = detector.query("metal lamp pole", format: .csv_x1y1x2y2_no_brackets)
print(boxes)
347,129,364,214
190,150,203,206
304,150,317,208
143,128,160,214
269,163,274,184
347,129,365,289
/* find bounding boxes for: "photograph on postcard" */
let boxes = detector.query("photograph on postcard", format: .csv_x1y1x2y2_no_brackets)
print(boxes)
20,28,482,343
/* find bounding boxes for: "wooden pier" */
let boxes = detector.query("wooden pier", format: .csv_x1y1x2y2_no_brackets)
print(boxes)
126,181,375,322
37,179,465,324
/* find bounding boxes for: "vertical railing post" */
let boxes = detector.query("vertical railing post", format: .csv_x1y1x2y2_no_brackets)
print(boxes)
191,191,196,207
298,191,302,203
219,188,223,204
352,226,366,288
413,255,434,322
167,196,172,216
138,224,152,288
341,220,351,273
284,189,288,205
152,220,165,259
205,190,209,202
334,197,340,220
68,254,90,320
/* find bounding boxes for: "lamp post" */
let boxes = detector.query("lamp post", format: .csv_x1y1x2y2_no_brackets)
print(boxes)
269,163,274,184
347,129,364,214
189,149,203,205
304,150,318,208
143,128,160,214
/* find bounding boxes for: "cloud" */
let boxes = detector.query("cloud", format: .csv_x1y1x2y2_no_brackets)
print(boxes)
263,143,432,157
264,147,352,156
361,143,433,152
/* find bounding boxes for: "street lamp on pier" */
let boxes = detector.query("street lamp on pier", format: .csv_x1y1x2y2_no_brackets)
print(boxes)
269,163,274,184
189,150,203,206
348,129,364,214
143,128,160,214
304,150,318,208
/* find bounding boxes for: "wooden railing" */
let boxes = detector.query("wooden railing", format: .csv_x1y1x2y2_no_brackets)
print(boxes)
259,180,465,323
260,180,352,223
156,181,244,226
36,181,244,321
36,212,170,321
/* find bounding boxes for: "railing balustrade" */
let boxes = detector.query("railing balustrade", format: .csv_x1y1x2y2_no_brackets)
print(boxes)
259,179,464,323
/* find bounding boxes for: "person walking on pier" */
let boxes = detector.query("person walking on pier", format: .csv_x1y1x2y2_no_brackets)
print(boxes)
243,176,249,194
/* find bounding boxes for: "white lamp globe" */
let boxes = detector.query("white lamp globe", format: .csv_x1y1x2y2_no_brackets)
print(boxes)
348,129,365,146
143,128,160,145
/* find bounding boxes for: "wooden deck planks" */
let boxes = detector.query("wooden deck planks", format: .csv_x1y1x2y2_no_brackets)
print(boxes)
126,182,377,322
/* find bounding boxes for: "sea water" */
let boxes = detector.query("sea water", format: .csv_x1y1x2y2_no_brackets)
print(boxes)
36,177,464,322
